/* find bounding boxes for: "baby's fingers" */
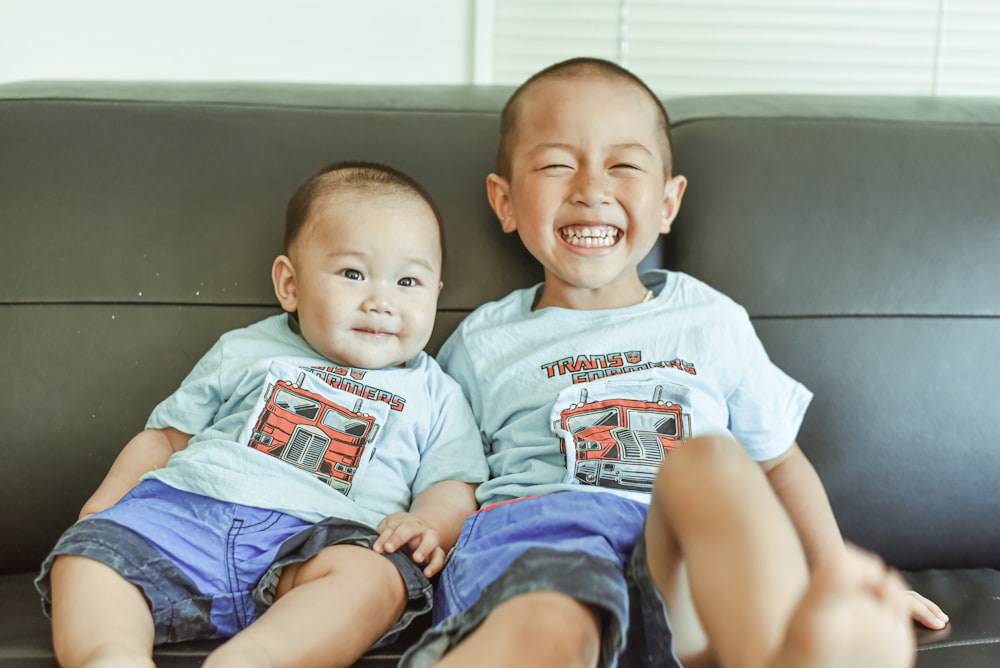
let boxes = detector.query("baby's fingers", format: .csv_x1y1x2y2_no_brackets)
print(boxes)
421,547,447,578
373,522,404,553
408,530,441,566
377,521,426,555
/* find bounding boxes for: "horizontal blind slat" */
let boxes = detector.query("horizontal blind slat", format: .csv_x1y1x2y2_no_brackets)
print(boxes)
489,0,1000,96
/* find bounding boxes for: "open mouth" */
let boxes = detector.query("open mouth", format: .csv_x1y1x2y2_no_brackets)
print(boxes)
560,225,621,248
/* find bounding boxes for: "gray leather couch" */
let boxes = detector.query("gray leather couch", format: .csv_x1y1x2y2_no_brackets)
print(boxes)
1,81,998,667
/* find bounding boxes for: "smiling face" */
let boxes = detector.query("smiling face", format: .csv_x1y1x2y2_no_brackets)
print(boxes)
488,74,686,310
272,190,443,369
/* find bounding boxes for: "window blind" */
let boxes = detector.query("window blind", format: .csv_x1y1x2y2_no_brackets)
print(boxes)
480,0,1000,97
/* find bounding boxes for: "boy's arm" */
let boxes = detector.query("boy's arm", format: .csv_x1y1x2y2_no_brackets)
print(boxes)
760,442,843,568
763,442,949,629
78,427,191,521
373,480,478,577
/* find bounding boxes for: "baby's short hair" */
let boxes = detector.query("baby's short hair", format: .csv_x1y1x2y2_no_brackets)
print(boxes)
496,57,675,179
284,161,445,259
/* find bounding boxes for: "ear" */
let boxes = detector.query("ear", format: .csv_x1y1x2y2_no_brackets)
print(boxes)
659,175,688,235
272,255,299,313
486,173,517,233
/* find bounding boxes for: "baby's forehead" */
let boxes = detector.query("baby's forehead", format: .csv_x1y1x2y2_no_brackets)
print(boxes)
298,189,443,256
309,188,436,225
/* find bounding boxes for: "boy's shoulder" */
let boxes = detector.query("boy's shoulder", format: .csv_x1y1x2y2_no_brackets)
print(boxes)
442,270,749,352
447,284,537,341
656,270,744,310
436,286,534,368
450,270,747,334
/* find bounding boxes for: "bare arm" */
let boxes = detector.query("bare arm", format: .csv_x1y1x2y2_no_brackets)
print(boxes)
407,480,478,551
762,442,949,629
373,480,478,577
761,442,844,569
78,427,191,520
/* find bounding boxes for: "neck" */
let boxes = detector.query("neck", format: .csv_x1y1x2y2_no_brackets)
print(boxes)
534,276,650,311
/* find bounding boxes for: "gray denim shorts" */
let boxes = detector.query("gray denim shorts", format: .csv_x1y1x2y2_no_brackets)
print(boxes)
400,492,681,668
35,480,432,647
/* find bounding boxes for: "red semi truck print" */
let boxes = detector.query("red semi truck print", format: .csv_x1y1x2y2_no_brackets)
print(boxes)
556,385,691,491
248,373,380,495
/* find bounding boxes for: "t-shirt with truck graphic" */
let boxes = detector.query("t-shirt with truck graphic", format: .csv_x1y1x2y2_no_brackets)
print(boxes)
142,314,488,527
247,371,383,496
553,380,692,493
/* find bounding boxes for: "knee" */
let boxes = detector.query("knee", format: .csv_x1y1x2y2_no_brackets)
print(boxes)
665,433,750,472
496,592,601,665
277,545,405,605
654,434,761,501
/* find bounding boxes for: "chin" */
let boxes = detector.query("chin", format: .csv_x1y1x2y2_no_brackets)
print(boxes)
349,352,409,370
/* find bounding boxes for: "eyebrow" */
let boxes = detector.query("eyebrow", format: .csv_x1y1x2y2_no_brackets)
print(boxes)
528,141,654,156
405,256,439,273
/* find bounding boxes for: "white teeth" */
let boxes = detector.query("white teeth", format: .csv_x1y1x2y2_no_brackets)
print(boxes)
562,226,619,247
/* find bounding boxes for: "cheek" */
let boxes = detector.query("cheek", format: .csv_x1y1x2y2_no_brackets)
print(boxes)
514,182,555,216
300,291,348,330
410,297,439,331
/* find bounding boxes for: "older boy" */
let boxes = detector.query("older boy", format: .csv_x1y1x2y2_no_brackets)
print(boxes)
37,161,488,668
402,59,941,668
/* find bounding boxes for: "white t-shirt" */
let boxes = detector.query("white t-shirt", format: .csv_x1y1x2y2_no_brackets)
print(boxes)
438,270,813,508
144,314,489,527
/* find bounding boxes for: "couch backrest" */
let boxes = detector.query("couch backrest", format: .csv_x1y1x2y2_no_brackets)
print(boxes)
1,83,997,574
665,96,1000,570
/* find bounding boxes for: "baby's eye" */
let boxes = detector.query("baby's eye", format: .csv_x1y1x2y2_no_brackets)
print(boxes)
612,163,641,171
342,269,363,280
398,277,419,287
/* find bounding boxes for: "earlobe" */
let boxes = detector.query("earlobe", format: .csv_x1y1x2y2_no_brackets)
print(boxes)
486,173,517,233
660,175,688,234
272,255,298,313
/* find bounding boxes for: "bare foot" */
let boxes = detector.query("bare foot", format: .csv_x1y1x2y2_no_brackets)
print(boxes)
772,545,915,668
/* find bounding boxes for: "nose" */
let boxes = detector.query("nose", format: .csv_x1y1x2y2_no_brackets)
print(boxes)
572,167,611,207
362,285,393,314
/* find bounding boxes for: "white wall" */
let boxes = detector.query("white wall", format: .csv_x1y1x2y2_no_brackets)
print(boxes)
2,0,996,95
0,0,475,85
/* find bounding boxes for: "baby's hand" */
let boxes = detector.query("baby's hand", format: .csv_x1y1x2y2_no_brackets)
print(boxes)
373,511,446,577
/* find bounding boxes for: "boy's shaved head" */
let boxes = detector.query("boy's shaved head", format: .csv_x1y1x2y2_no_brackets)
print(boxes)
496,57,675,179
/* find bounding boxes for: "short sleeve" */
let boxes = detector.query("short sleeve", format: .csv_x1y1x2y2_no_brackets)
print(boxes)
725,310,813,461
145,340,225,436
409,371,489,497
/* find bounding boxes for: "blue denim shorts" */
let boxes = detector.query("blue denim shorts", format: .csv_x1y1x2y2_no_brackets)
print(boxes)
400,492,681,668
35,479,432,646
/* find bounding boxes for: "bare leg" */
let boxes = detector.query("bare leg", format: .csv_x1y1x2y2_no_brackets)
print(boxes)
644,435,809,668
434,591,601,668
49,555,156,668
203,544,408,668
430,435,805,668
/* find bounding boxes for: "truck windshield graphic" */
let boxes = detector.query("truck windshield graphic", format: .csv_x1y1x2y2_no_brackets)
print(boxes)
249,373,380,495
557,385,691,492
